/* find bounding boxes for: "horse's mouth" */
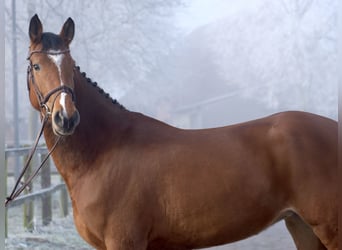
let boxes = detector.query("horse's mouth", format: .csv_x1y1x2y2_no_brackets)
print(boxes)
52,122,77,136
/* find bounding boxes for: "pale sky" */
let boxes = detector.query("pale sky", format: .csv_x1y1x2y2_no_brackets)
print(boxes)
177,0,264,31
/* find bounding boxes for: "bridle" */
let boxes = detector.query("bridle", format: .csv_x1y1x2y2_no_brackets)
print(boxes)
5,49,76,207
27,49,76,116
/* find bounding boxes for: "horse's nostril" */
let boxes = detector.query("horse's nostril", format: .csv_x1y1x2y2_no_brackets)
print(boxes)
53,111,64,128
67,115,75,130
71,111,80,128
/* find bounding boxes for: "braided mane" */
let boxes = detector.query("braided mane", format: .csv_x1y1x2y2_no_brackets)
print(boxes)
75,66,125,110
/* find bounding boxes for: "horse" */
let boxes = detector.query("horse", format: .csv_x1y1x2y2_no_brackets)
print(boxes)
26,14,337,250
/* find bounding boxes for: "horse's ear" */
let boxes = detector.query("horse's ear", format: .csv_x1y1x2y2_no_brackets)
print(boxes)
60,17,74,46
29,14,43,44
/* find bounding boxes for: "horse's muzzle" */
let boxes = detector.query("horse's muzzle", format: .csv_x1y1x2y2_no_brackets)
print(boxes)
52,110,80,136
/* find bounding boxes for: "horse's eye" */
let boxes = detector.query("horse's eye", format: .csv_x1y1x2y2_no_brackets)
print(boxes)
33,64,40,71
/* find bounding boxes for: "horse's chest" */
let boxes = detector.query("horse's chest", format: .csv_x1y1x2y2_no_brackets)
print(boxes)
72,203,107,249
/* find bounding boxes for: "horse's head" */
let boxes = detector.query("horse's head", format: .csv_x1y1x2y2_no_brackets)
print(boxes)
28,14,80,136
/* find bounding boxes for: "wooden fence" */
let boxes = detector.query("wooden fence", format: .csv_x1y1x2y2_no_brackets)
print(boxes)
5,146,69,235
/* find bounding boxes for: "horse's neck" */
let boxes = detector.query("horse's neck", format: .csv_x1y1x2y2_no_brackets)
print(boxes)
43,69,132,183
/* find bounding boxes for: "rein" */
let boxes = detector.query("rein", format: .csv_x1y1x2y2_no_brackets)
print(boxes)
5,113,60,207
5,49,74,207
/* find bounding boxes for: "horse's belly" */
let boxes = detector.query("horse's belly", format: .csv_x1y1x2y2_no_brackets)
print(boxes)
157,188,283,248
152,148,287,248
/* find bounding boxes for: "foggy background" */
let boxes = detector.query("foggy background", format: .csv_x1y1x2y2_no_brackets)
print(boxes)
5,0,338,144
4,0,337,249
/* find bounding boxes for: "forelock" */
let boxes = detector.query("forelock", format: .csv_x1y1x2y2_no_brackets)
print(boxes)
41,32,65,51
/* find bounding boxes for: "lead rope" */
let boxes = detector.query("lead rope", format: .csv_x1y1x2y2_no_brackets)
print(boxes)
5,112,61,207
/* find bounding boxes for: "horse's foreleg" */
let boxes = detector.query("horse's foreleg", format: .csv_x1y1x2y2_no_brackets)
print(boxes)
285,213,326,250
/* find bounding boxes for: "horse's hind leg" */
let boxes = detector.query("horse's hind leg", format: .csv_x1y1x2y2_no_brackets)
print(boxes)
285,213,326,250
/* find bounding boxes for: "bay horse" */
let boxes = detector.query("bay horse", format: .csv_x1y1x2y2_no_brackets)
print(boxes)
26,15,337,250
